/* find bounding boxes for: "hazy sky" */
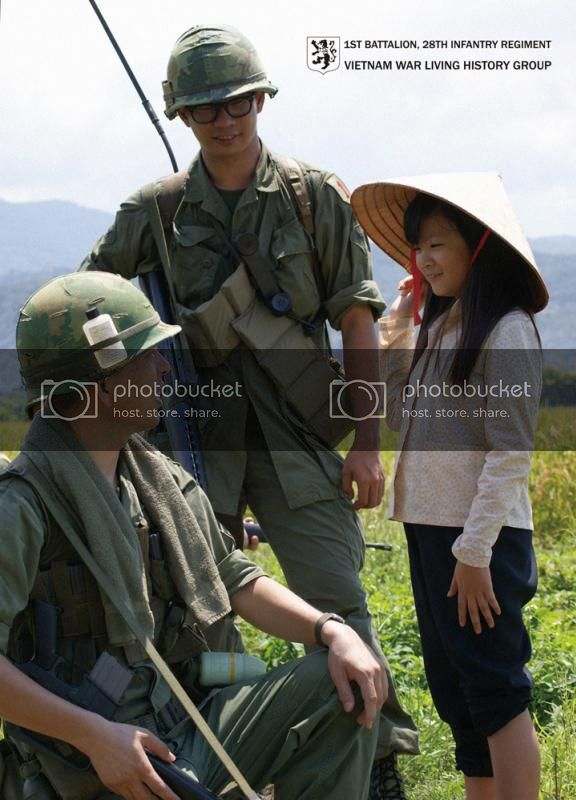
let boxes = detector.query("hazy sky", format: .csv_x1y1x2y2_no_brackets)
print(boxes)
0,0,573,236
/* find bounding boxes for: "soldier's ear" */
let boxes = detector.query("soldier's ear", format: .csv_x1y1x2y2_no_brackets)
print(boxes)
255,93,265,113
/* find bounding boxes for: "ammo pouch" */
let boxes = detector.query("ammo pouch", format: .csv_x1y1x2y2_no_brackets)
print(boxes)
231,296,354,448
180,261,354,447
175,262,255,368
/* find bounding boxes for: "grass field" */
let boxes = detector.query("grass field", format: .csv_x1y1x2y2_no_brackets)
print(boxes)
239,450,576,800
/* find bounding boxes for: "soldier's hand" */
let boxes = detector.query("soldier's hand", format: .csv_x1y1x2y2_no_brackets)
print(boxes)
321,622,387,730
79,717,179,800
243,516,260,551
342,449,385,509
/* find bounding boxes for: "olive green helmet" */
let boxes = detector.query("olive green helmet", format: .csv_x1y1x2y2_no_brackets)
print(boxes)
17,272,181,411
163,24,278,120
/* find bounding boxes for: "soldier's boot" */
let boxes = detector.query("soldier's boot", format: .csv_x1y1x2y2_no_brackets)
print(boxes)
368,753,406,800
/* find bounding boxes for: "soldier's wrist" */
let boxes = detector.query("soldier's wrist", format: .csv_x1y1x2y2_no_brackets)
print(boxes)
352,421,381,451
351,440,380,454
68,710,110,754
315,612,345,647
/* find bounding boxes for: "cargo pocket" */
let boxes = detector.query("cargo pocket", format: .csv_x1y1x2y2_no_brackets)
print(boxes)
271,218,320,318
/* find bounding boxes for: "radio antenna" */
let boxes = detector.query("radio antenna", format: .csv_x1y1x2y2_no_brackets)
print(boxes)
87,0,178,173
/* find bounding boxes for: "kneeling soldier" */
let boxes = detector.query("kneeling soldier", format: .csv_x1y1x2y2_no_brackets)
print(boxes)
0,272,384,800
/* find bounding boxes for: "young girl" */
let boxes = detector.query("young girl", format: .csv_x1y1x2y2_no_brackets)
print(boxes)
351,174,549,800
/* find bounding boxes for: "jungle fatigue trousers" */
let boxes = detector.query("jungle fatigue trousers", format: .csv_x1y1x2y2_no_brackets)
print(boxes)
45,653,378,800
217,411,418,761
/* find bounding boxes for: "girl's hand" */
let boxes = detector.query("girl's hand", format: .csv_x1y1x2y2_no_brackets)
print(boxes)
388,276,415,319
447,561,501,634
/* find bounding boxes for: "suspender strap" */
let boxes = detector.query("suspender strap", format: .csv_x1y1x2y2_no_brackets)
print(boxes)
155,170,188,230
275,156,315,237
143,182,204,384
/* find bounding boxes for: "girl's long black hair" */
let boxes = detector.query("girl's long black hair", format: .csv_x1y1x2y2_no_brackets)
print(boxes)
404,193,542,384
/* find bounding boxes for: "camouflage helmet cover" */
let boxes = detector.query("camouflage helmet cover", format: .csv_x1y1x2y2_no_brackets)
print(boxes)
163,24,278,119
17,272,181,409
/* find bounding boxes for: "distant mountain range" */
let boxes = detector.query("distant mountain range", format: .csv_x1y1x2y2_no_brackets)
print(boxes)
0,197,574,370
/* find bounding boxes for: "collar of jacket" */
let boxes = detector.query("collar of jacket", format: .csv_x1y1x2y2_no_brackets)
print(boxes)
183,139,281,207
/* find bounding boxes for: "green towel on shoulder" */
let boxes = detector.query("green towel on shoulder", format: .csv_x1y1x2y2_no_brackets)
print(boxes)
14,416,230,653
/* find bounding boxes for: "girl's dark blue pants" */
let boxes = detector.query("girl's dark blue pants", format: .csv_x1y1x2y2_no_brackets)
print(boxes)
404,522,537,777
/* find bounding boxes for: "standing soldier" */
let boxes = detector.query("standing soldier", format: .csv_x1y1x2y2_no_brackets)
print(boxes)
81,25,418,796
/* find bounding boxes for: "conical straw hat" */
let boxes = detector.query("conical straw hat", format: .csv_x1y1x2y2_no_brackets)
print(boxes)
351,172,549,311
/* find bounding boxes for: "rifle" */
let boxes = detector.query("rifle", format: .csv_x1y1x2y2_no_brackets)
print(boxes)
86,0,204,487
10,602,219,800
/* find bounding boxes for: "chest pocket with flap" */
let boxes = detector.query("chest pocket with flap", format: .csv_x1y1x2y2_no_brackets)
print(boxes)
171,224,233,310
271,217,320,319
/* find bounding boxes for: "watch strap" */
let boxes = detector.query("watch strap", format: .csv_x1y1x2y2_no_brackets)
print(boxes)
314,612,345,647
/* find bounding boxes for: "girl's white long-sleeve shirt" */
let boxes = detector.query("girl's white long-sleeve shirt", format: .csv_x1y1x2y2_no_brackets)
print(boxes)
380,301,542,568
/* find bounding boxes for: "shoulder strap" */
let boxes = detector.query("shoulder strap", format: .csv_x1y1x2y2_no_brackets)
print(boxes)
155,169,188,230
275,156,315,238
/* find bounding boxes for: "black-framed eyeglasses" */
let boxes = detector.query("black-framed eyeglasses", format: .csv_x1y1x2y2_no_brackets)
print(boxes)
189,93,256,124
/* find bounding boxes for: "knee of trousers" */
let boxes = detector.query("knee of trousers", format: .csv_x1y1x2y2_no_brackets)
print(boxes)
288,652,377,743
466,682,533,738
452,727,493,778
291,650,334,697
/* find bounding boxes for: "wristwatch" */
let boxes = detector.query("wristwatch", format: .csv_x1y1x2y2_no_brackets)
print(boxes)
314,612,345,647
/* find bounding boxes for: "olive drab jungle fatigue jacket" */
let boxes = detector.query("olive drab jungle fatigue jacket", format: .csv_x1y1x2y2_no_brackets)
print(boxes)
0,453,262,670
80,143,386,514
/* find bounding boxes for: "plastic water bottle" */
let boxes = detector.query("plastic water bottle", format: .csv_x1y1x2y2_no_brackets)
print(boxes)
82,307,127,369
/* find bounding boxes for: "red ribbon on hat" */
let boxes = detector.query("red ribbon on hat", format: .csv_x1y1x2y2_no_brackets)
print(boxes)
470,228,491,264
410,249,423,325
409,228,491,326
